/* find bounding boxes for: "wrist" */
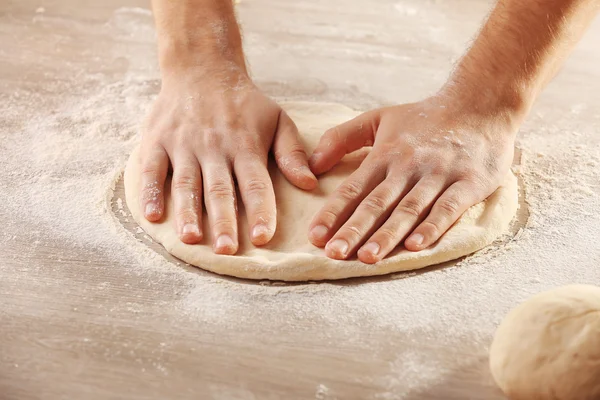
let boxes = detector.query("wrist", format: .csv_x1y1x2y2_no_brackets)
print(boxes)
436,74,530,132
159,57,253,95
158,37,247,75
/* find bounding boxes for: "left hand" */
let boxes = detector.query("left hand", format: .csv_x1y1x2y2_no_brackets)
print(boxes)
307,96,517,263
139,68,317,254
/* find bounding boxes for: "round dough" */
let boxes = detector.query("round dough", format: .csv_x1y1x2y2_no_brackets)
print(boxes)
124,102,518,281
489,284,600,400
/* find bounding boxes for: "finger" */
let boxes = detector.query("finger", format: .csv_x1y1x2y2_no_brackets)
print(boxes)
309,110,380,175
171,152,203,244
357,177,447,264
273,111,318,190
324,177,408,260
404,180,484,251
139,144,169,222
308,161,386,251
202,159,238,255
234,153,277,246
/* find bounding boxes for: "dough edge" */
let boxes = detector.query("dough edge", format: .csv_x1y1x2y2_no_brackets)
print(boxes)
123,101,519,281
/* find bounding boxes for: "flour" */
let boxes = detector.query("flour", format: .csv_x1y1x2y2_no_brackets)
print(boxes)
3,4,600,399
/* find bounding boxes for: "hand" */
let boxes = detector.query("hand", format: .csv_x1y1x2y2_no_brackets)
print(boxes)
138,69,317,254
307,96,517,263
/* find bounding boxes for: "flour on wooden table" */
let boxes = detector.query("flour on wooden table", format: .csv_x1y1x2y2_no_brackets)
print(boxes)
4,73,600,399
2,5,600,398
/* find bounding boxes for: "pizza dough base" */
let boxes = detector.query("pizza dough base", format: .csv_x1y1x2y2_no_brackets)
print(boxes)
489,284,600,400
124,102,518,281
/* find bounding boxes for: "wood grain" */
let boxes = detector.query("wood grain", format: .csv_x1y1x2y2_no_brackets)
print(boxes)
2,0,599,398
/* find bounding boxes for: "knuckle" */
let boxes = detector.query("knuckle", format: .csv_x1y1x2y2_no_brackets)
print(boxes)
395,197,422,218
202,129,223,149
452,168,475,183
466,174,490,190
240,135,261,150
140,164,162,177
437,197,461,216
361,195,388,214
208,179,234,199
375,227,398,243
337,181,363,201
404,157,419,171
236,147,266,165
243,178,269,196
172,174,197,191
140,156,167,178
430,164,448,177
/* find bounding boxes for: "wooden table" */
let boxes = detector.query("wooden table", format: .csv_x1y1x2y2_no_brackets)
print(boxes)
2,0,600,398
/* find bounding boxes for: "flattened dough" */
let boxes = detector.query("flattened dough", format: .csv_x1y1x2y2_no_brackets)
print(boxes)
124,102,518,281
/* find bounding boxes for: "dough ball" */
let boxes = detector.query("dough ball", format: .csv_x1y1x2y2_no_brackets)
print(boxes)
489,284,600,400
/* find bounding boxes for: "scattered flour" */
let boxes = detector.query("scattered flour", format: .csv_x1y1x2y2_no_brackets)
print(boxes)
2,3,600,399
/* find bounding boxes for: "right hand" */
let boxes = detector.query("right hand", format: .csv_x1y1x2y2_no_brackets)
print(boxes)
138,67,317,254
307,96,517,263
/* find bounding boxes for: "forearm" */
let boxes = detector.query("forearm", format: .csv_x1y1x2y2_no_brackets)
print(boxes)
442,0,600,124
151,0,246,76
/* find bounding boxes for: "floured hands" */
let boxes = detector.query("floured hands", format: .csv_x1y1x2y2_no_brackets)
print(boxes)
138,69,316,254
307,96,517,263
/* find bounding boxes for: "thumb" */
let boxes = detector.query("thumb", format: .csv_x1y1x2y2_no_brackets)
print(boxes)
308,110,379,175
272,111,318,190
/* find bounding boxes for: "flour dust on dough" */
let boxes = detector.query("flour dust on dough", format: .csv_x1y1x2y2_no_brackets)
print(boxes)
124,102,519,281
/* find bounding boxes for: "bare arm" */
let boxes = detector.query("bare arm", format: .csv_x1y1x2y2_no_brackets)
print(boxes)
443,0,600,124
151,0,246,76
140,0,317,254
308,0,599,263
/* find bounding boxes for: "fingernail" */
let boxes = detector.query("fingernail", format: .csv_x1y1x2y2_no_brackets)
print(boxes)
182,223,200,236
252,224,270,240
362,242,380,256
327,239,349,256
145,203,159,217
310,225,329,241
309,152,323,166
408,233,424,246
215,234,234,250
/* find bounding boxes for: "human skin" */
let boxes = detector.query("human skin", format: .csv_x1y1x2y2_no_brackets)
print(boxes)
308,0,600,263
141,0,599,260
141,0,317,255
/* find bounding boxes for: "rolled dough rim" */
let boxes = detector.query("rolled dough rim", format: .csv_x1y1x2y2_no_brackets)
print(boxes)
122,101,520,281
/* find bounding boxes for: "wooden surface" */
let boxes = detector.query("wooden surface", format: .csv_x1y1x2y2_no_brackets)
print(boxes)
2,0,600,399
